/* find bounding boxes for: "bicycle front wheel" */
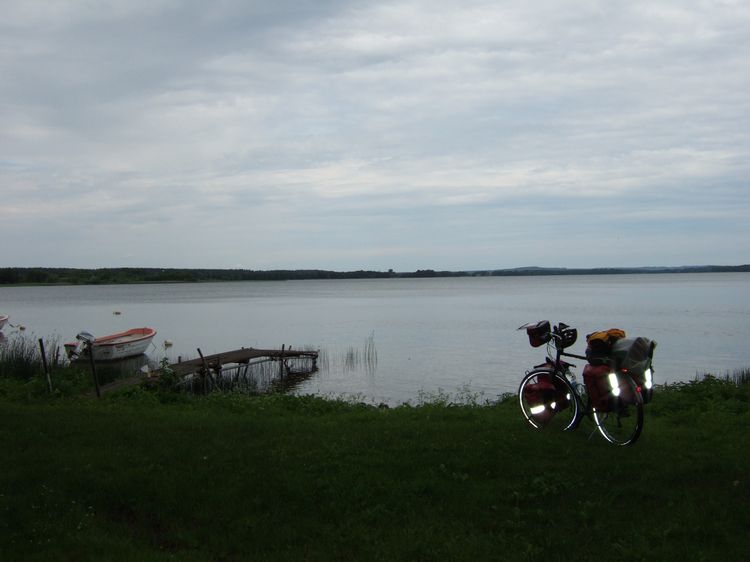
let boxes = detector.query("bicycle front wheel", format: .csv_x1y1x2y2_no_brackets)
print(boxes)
593,377,644,446
518,369,580,431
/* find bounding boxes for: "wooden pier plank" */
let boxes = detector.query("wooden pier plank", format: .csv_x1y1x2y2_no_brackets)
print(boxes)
168,347,318,377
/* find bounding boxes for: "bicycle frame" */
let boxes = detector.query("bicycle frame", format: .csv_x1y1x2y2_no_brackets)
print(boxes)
535,332,588,392
518,321,646,445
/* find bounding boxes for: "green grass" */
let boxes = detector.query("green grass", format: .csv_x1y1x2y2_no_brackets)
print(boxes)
1,375,749,561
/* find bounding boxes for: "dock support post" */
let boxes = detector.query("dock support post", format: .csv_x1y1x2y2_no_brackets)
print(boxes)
198,348,209,394
38,339,53,394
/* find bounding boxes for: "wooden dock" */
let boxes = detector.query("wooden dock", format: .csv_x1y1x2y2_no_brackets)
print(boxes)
91,346,318,396
168,346,319,377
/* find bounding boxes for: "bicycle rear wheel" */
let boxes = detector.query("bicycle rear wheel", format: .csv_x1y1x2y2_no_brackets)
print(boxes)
592,377,644,446
518,369,580,431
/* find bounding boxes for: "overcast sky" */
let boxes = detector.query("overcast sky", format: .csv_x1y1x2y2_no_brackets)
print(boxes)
1,0,749,271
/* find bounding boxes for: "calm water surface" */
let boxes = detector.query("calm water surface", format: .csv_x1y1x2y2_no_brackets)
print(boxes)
1,273,748,404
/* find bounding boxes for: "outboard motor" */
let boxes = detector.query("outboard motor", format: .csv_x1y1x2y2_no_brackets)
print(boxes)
69,331,96,359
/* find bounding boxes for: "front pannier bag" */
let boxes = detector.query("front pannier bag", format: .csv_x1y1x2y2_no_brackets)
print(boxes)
522,373,570,424
522,378,555,425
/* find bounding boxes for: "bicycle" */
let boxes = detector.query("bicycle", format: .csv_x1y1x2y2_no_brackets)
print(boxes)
517,321,653,446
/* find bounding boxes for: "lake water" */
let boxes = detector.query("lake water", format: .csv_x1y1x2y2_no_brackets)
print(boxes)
1,273,748,404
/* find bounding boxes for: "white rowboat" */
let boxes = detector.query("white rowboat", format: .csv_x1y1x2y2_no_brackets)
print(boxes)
0,315,7,331
65,327,157,361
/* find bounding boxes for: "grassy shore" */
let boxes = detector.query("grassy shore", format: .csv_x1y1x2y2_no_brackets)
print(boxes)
0,370,748,561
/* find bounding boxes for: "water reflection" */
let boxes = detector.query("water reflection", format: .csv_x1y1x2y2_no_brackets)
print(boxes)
79,354,155,385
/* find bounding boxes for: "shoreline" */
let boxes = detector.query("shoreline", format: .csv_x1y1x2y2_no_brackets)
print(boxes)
2,264,749,287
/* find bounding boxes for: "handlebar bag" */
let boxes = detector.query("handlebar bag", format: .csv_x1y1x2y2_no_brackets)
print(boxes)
525,320,552,347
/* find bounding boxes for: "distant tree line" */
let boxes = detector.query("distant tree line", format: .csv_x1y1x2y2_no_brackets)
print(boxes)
485,265,750,276
0,265,747,286
0,267,466,285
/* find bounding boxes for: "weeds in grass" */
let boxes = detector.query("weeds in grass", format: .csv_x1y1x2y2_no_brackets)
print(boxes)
650,371,750,417
692,368,750,385
413,383,490,407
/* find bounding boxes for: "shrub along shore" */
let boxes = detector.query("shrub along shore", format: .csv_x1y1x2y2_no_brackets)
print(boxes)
0,352,748,560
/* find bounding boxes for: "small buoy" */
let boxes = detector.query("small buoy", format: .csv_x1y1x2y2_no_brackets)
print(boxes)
113,311,121,315
163,340,173,348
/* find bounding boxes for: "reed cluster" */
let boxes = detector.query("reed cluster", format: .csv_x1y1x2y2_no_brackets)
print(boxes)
0,333,62,381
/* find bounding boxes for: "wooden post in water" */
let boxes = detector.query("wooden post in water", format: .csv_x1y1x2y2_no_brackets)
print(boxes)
38,339,53,394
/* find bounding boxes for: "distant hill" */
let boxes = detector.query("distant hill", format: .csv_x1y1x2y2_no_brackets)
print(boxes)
484,265,750,276
0,264,748,285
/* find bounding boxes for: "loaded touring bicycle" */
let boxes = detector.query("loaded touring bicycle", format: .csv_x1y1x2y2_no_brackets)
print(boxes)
517,321,656,446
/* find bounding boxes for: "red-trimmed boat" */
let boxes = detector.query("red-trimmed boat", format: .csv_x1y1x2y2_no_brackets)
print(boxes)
65,327,157,361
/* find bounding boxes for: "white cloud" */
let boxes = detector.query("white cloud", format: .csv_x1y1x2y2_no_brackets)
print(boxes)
1,0,749,268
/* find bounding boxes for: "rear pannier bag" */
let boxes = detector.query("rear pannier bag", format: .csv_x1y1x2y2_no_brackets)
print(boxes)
585,328,626,364
612,337,656,404
583,364,637,412
525,320,552,347
583,363,613,411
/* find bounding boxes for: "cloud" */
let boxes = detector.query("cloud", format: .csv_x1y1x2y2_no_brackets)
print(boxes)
1,0,749,269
